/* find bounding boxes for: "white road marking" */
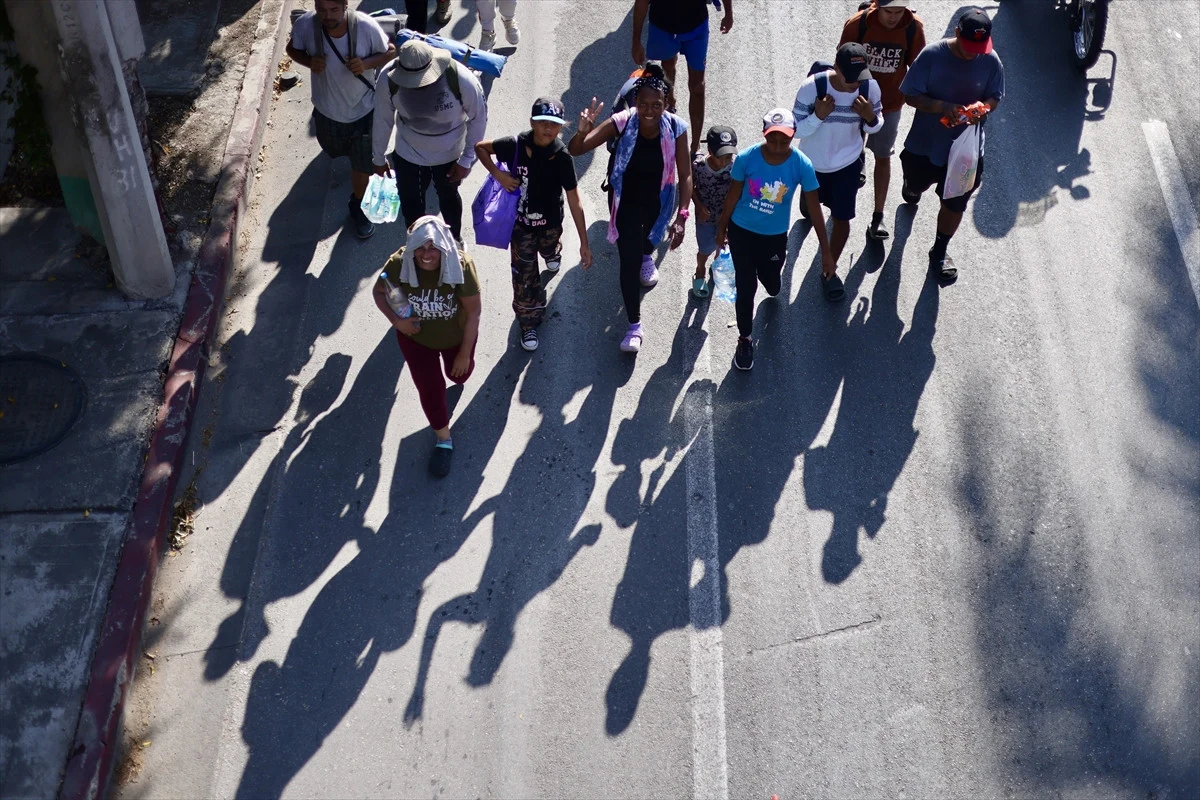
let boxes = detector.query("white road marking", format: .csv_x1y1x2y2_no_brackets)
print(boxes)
1142,121,1200,310
681,275,729,800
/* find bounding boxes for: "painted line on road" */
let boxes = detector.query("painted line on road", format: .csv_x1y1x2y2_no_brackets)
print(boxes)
1142,121,1200,310
681,274,729,800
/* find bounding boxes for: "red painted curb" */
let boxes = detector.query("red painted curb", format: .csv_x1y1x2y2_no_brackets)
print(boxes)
57,2,292,798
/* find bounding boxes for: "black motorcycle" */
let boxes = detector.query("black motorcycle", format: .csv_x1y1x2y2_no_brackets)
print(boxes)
1068,0,1109,70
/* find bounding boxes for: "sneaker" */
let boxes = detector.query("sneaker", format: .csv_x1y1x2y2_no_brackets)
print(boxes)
619,324,643,353
639,254,659,287
434,0,452,24
479,28,496,51
429,441,453,477
734,336,754,371
348,197,374,239
866,215,890,240
502,15,520,45
544,255,561,272
520,328,539,352
901,181,921,206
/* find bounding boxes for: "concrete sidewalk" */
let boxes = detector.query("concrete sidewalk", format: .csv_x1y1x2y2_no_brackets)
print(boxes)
0,0,289,797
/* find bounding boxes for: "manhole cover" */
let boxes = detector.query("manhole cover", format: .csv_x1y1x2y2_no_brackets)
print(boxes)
0,353,87,465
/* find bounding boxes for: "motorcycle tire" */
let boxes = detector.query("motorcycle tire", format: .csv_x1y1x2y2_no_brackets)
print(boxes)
1071,0,1108,71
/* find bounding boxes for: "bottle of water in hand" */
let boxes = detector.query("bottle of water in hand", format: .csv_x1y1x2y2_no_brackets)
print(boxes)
712,248,736,303
380,272,412,318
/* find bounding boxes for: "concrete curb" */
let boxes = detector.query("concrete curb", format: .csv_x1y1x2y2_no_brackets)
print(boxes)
57,1,292,797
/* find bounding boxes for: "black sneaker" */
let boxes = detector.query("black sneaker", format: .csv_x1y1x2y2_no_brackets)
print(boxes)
520,328,538,352
734,337,754,371
349,198,374,239
929,252,958,285
900,182,921,206
429,442,453,477
434,0,452,24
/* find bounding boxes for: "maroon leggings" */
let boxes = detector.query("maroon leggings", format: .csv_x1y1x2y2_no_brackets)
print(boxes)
394,332,476,430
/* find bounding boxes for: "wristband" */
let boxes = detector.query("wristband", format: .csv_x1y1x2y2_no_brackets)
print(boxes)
677,208,690,220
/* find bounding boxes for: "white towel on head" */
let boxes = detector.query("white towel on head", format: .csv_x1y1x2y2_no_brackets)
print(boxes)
399,215,465,288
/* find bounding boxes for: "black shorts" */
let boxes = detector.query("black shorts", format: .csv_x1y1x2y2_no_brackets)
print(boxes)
899,148,984,214
816,157,864,222
313,109,375,174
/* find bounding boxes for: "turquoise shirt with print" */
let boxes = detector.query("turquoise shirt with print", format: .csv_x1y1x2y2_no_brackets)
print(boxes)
730,144,819,236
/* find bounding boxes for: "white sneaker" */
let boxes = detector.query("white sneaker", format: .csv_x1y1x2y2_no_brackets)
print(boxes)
479,28,496,51
520,329,538,352
544,255,561,272
502,16,520,45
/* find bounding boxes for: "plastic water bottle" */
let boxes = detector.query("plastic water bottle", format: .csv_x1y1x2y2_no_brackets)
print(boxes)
379,272,412,317
380,176,400,223
712,248,736,303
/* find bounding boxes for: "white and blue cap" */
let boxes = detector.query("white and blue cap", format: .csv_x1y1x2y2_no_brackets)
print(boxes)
531,97,566,124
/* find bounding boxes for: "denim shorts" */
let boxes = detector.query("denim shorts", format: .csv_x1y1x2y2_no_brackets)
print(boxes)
694,220,718,255
646,21,709,71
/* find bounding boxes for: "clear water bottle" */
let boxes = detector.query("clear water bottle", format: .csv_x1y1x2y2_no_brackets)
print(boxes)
712,248,736,302
381,177,400,223
379,272,412,317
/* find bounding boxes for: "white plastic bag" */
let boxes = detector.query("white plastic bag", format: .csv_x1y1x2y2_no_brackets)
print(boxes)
942,124,981,200
361,173,400,224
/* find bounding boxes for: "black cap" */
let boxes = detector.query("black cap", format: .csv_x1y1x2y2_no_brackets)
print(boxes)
706,125,738,156
957,8,994,54
835,42,873,83
530,97,566,124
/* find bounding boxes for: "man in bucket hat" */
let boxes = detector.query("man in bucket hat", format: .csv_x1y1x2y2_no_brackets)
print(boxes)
372,39,488,242
898,7,1003,284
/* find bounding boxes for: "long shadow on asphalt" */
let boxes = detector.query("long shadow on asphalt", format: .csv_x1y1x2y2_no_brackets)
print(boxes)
971,0,1096,240
602,216,856,734
232,337,523,799
202,155,395,679
401,263,635,724
562,6,636,181
804,206,939,583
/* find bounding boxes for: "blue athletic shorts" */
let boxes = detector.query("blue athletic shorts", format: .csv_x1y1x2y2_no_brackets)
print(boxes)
816,157,864,222
646,21,709,71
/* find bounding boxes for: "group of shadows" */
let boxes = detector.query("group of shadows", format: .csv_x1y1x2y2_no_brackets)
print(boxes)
196,176,937,797
141,1,1199,795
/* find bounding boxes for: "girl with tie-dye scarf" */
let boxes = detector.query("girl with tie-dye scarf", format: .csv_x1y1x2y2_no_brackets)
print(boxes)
568,74,692,354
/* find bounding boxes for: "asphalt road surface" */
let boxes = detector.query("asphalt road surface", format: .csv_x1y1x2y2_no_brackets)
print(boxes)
120,1,1199,798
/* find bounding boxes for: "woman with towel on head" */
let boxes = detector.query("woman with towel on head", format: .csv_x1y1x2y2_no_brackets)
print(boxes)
373,215,482,477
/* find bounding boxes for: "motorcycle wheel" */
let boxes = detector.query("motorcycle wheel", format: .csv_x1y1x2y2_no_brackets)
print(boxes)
1071,0,1108,70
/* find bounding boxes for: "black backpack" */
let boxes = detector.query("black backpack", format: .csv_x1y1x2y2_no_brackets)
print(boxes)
806,61,873,136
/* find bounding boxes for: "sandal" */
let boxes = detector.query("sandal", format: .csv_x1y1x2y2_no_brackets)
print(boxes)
822,272,845,303
929,254,958,285
692,276,710,299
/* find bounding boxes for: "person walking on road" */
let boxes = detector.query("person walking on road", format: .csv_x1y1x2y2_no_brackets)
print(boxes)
475,97,592,353
402,0,453,34
476,0,520,51
715,109,833,372
373,216,482,477
630,0,733,155
839,0,926,240
286,0,396,239
568,74,692,354
372,39,488,243
792,42,884,300
691,124,738,298
898,7,1003,284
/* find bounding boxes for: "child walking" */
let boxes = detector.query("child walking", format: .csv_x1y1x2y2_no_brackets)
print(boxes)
691,124,738,298
476,97,592,352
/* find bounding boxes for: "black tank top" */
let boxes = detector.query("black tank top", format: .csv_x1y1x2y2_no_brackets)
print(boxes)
623,131,664,203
